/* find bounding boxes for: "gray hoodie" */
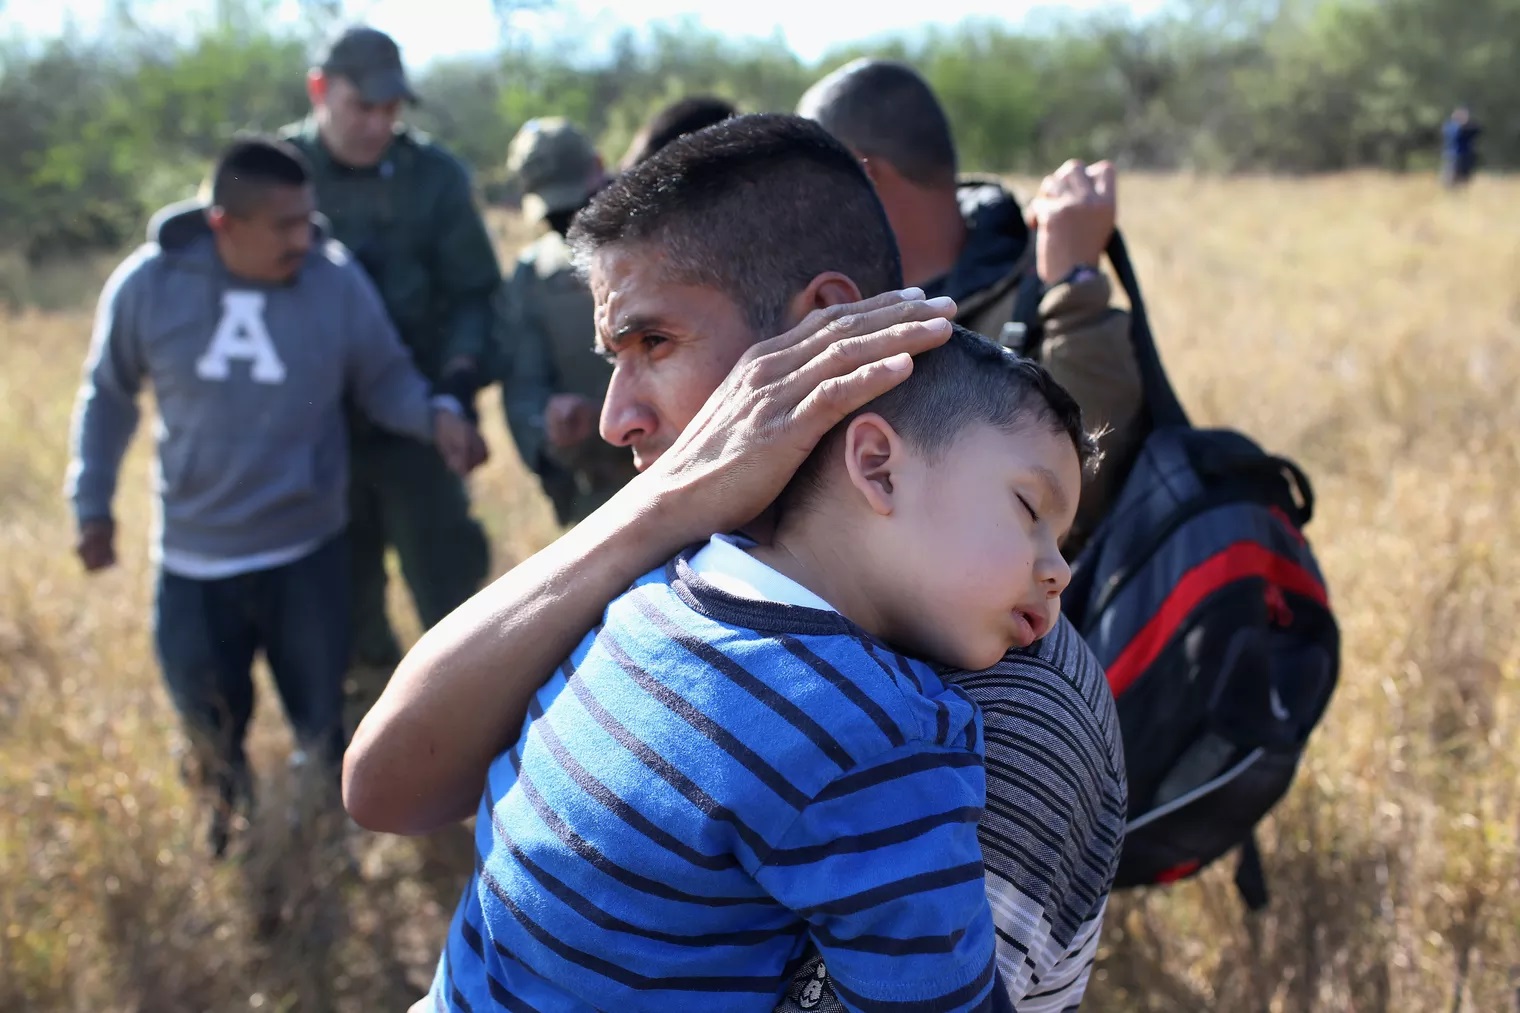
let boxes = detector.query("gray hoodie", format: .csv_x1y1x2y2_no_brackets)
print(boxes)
65,199,439,561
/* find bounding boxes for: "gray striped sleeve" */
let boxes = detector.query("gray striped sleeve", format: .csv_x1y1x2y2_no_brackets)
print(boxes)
950,615,1127,1010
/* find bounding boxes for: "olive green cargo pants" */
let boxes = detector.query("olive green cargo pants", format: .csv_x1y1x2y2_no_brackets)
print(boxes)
346,427,489,673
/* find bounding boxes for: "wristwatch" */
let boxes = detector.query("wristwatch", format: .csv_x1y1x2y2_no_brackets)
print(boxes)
1057,264,1100,287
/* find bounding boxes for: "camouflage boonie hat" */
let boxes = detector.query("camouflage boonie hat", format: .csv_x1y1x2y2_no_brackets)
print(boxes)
508,118,601,223
320,25,418,105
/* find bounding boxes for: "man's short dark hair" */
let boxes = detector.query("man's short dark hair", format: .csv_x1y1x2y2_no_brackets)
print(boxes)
621,96,739,168
781,325,1100,516
211,135,312,217
569,113,903,335
797,59,958,189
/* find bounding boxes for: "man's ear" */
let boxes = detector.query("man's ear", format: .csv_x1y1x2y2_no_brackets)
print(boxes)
860,151,924,197
842,412,905,517
781,271,864,330
205,206,229,235
856,153,885,189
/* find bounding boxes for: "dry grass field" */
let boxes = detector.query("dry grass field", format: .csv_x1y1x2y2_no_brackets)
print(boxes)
2,174,1518,1011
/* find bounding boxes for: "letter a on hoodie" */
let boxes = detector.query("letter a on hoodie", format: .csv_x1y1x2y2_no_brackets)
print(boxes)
197,291,287,384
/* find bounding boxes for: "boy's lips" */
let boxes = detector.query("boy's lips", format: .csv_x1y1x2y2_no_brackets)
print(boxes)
1011,606,1050,646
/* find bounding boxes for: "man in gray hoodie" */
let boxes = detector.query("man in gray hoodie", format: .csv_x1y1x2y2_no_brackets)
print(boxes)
64,136,481,855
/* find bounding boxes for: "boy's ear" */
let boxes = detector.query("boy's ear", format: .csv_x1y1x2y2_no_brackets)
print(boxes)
781,271,864,331
843,412,904,516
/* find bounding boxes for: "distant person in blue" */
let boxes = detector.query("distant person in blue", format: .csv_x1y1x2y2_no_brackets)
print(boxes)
422,115,1101,1013
1441,106,1481,188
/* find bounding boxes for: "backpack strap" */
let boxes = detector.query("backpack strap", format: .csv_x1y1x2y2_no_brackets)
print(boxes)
1234,833,1271,912
1004,230,1189,432
1003,266,1047,358
1103,230,1190,430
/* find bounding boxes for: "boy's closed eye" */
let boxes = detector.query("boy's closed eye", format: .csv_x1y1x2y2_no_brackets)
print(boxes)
1026,463,1078,526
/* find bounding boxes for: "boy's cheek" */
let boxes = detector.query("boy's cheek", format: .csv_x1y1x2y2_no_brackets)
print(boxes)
965,641,1010,673
934,607,1005,673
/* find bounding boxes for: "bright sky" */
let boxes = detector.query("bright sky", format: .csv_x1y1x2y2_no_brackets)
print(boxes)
5,0,1163,65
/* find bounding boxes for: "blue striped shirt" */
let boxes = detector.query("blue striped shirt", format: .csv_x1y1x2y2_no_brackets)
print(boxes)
428,545,1002,1011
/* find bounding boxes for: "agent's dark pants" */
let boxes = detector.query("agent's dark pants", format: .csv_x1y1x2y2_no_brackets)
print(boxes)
153,534,350,814
346,428,490,671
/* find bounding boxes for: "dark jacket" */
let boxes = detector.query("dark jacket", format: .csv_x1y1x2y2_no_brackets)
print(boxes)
280,120,502,384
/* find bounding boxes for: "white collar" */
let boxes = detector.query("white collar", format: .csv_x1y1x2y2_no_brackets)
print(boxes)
687,534,838,613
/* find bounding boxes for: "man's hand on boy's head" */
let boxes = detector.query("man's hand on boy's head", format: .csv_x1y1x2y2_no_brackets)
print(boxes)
638,289,956,542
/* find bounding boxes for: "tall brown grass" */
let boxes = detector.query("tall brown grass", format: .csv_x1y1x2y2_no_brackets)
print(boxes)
2,176,1517,1011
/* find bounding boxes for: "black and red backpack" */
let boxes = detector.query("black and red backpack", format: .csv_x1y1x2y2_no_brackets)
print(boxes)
1031,232,1342,909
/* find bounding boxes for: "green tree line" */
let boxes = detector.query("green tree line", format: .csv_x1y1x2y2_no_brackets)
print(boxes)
2,0,1515,262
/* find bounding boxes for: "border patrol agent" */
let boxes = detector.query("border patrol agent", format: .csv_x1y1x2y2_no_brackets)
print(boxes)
281,26,501,677
498,118,636,526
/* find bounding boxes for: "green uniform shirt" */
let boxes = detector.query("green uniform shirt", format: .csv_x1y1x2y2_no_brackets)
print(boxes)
498,230,624,476
280,119,501,383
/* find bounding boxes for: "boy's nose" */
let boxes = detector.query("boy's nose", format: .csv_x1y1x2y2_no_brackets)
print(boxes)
1040,552,1072,597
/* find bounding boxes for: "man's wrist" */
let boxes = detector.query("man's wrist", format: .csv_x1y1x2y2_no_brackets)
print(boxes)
435,364,484,424
620,473,711,561
1052,263,1100,288
76,510,114,531
430,394,467,419
1038,263,1114,334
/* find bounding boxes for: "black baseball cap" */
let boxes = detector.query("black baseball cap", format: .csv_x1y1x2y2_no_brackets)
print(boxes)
319,26,419,105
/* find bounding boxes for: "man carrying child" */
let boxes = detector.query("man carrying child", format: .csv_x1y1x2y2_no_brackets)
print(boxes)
352,116,1127,1011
